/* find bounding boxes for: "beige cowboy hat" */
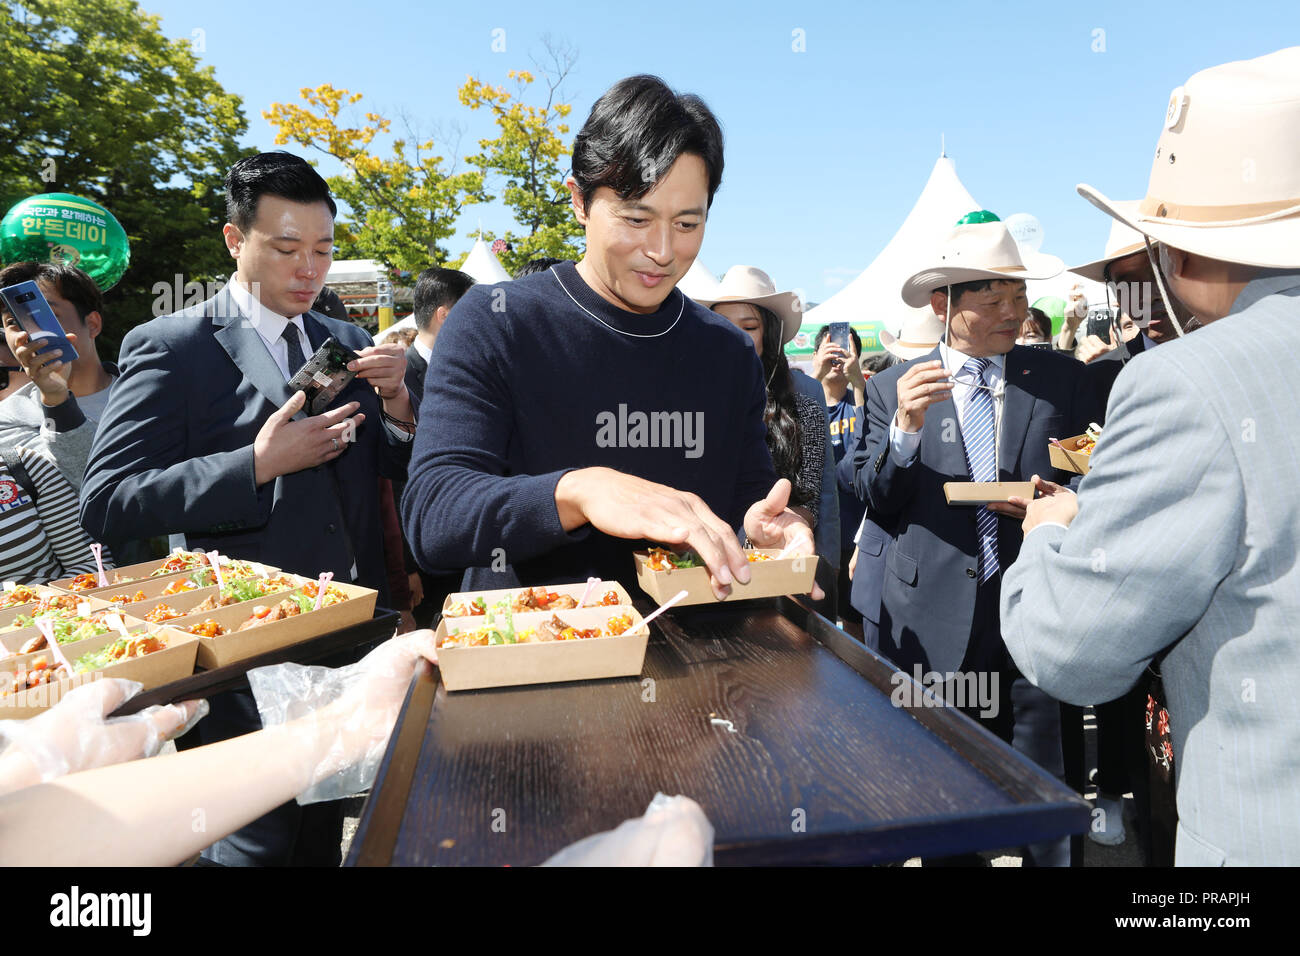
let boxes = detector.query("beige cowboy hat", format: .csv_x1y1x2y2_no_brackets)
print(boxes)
880,305,946,360
1068,212,1148,283
695,265,804,345
900,212,1064,308
1078,46,1300,269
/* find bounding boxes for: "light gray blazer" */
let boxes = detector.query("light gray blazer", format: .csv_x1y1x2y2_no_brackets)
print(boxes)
1001,272,1300,866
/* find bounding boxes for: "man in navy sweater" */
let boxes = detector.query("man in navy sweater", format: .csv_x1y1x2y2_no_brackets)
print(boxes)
402,76,818,600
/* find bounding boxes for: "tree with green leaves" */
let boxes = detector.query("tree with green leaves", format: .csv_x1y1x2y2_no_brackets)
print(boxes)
0,0,248,354
264,85,490,273
457,45,586,276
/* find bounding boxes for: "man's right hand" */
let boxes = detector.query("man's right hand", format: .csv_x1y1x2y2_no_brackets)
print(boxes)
253,391,363,486
1076,326,1117,364
812,339,849,382
555,466,751,600
895,360,952,433
10,329,73,407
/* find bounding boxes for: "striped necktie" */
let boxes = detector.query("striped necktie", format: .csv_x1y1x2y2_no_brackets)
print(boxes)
960,357,999,582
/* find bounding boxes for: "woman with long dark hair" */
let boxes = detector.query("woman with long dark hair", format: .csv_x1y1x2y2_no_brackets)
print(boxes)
702,267,824,530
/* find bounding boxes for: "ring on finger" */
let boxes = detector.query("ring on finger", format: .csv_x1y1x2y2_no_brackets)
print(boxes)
331,438,340,451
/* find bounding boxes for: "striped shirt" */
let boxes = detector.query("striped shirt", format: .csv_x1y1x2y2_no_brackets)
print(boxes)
0,448,111,585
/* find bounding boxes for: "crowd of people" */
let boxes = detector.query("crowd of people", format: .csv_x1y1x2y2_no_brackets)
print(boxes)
0,45,1296,868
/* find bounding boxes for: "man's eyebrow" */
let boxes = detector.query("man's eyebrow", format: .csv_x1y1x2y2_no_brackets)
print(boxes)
269,235,334,243
618,201,705,217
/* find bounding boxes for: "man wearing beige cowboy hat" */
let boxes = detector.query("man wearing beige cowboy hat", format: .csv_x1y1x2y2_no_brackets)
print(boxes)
850,210,1102,865
1001,46,1300,866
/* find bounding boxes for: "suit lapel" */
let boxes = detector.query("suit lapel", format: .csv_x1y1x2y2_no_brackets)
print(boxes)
916,346,970,479
302,310,330,352
998,346,1035,480
212,285,298,415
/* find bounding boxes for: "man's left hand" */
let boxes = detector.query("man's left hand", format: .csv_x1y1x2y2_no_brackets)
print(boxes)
743,479,824,600
998,473,1079,534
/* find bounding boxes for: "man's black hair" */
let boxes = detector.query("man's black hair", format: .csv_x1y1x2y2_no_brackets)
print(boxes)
225,151,337,231
412,268,475,331
513,257,569,279
571,75,724,213
932,277,1026,306
0,260,104,326
863,352,895,374
813,323,863,357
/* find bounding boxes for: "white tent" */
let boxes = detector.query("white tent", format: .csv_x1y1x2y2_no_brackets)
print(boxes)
461,237,512,284
326,258,386,284
677,258,722,300
804,154,981,334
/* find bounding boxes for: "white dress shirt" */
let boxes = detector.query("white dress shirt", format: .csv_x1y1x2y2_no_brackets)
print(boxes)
889,343,1006,468
413,338,433,367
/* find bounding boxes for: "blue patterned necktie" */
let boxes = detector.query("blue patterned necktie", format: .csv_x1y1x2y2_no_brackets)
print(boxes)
960,357,999,582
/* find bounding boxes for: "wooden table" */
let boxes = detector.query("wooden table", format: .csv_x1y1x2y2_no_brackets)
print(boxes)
348,598,1089,866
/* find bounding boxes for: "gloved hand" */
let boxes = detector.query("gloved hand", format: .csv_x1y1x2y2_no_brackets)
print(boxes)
248,630,438,804
0,679,206,791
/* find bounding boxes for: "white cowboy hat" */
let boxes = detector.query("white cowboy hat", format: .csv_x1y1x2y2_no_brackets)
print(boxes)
901,212,1064,308
880,305,946,360
1068,211,1148,283
1078,46,1300,269
695,265,804,345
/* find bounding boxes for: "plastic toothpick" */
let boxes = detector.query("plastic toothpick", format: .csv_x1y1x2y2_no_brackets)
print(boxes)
209,552,227,593
640,589,689,629
34,617,74,674
313,572,334,611
579,577,601,608
89,543,108,588
104,613,131,638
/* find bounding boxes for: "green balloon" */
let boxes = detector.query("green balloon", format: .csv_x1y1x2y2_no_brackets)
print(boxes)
0,193,130,291
955,209,1001,225
1032,296,1067,336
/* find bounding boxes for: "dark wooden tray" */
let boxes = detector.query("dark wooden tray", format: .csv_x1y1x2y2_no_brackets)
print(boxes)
348,598,1088,866
107,610,401,717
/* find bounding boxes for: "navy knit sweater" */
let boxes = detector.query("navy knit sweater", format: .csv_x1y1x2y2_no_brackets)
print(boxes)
401,261,778,589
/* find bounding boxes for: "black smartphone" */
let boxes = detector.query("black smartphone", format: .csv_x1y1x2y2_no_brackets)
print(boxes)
1085,307,1116,341
286,336,361,414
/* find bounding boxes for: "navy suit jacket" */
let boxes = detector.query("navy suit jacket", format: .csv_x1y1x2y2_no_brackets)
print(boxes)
852,344,1101,674
80,286,413,604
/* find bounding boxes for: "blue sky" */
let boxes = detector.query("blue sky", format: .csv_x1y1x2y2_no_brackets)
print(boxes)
146,0,1296,306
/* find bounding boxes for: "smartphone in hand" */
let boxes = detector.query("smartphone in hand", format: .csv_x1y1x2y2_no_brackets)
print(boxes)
287,336,360,413
0,281,80,363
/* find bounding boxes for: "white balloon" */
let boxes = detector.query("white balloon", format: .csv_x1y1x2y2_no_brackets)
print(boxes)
1005,212,1044,253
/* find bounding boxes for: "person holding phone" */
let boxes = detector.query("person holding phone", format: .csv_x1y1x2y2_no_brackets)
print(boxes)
80,151,418,867
0,261,118,489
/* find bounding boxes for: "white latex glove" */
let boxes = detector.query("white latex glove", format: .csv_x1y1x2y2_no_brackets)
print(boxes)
542,793,715,866
0,679,207,790
248,630,439,804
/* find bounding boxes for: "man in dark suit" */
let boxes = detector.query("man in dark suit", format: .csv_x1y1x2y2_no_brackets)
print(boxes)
398,267,474,626
80,152,417,866
851,214,1101,866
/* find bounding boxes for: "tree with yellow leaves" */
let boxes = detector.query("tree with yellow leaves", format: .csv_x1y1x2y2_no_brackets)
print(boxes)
457,43,586,276
264,85,489,272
